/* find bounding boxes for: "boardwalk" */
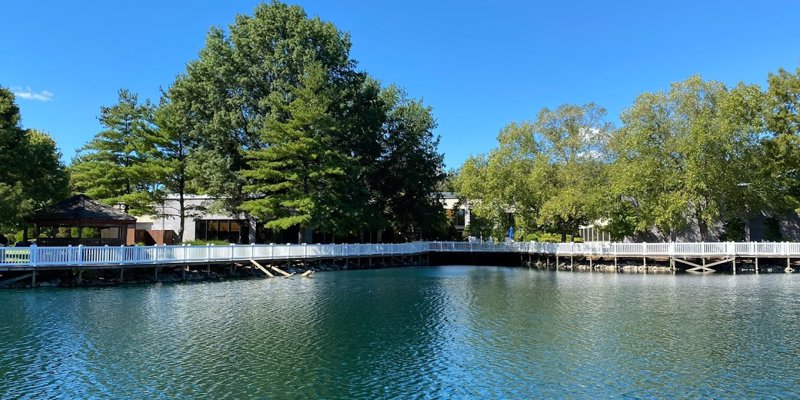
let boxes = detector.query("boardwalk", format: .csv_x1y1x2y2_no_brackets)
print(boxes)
1,241,798,271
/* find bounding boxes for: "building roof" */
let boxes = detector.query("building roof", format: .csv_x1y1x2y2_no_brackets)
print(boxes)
27,194,136,226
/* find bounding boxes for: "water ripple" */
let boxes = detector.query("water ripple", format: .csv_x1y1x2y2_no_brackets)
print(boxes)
1,268,799,398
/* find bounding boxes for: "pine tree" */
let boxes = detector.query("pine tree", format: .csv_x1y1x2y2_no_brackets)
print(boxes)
70,89,159,215
240,67,349,243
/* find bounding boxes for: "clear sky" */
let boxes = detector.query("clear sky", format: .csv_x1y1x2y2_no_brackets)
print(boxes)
3,1,800,169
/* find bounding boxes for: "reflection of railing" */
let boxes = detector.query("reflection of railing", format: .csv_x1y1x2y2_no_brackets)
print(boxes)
1,241,799,268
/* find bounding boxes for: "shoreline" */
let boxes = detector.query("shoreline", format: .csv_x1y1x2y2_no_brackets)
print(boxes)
2,257,795,289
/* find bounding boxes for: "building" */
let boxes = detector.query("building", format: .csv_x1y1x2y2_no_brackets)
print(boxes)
136,193,473,244
440,192,471,236
135,195,253,245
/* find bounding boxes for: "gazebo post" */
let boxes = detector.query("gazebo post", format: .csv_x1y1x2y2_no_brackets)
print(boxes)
77,225,83,239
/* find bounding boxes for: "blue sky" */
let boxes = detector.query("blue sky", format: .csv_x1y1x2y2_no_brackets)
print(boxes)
3,1,800,169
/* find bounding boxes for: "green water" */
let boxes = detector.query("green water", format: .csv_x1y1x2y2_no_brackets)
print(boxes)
1,266,799,398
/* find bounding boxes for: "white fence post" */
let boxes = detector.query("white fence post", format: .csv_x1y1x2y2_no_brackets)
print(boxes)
30,243,38,266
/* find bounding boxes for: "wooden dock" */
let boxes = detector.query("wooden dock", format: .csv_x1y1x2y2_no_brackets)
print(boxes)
1,241,797,276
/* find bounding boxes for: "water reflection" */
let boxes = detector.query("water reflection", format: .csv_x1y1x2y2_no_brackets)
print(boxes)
0,268,798,398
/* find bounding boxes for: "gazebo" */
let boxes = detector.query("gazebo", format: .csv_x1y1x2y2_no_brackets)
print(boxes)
26,194,137,246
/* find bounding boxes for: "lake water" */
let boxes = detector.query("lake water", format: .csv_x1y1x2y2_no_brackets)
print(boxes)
1,266,798,398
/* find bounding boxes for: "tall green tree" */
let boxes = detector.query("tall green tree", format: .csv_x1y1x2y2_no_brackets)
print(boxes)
762,67,800,212
240,66,348,243
167,1,446,242
609,76,764,240
166,1,356,215
0,88,69,231
531,104,611,241
151,99,199,242
373,86,445,241
455,122,540,240
70,89,159,215
455,104,610,242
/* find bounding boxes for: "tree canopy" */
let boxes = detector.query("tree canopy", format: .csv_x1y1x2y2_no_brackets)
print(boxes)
455,104,610,241
0,87,69,233
456,70,800,242
70,89,160,215
160,1,446,242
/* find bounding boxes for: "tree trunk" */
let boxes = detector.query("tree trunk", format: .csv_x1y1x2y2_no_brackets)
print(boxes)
178,191,185,243
698,219,709,241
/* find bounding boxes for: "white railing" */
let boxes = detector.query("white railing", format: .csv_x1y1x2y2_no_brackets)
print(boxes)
0,242,430,267
1,241,799,268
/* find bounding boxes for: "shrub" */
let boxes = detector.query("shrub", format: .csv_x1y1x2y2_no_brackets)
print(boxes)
183,240,231,246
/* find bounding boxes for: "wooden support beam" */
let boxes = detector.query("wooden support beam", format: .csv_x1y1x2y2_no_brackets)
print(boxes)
270,264,293,277
0,273,33,287
673,257,735,273
301,270,314,278
250,259,274,277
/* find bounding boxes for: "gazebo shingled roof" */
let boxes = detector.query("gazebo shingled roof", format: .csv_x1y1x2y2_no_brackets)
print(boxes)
28,194,135,226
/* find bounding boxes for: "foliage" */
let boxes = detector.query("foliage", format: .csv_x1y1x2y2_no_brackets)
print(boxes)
152,97,203,242
455,104,611,242
761,67,800,212
608,76,765,240
165,1,445,242
719,219,746,242
240,66,348,243
183,240,231,246
0,88,69,230
165,1,355,216
70,89,160,215
373,86,445,241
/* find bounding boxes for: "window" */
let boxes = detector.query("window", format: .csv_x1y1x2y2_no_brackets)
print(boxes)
195,220,250,243
456,209,466,227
